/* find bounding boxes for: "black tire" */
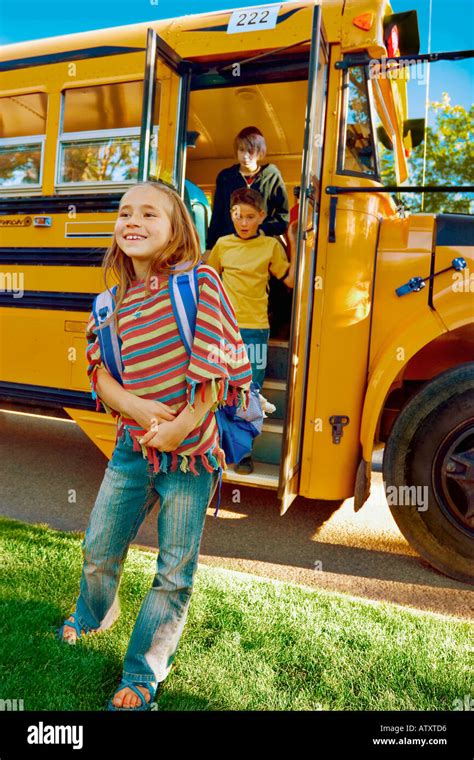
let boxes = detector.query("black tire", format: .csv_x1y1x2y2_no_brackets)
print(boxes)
383,362,474,584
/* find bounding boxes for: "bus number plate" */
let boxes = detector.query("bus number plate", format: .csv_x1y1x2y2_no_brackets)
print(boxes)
227,5,281,34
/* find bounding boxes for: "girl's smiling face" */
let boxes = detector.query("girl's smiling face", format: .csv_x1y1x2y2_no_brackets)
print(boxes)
115,185,173,276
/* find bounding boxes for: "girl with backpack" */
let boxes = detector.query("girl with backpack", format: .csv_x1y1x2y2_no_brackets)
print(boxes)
56,181,253,711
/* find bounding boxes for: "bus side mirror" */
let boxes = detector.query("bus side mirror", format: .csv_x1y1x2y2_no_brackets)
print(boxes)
377,118,425,153
404,118,425,148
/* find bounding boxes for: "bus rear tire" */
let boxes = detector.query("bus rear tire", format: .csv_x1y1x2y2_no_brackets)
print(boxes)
382,362,474,584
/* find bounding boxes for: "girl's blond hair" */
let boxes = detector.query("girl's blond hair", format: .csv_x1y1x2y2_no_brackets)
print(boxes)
99,181,201,329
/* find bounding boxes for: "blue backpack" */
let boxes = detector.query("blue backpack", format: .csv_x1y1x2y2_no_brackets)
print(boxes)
91,265,263,514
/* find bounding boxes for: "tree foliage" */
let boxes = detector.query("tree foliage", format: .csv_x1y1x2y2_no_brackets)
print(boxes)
380,93,474,214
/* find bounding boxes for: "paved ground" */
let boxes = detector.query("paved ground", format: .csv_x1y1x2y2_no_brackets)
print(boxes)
1,408,472,620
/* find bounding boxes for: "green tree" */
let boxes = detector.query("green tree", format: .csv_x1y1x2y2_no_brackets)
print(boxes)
380,93,474,214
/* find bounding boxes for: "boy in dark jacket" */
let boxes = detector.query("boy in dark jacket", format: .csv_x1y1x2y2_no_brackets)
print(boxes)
206,126,289,250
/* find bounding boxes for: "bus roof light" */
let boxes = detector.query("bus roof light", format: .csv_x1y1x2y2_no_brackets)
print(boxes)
352,13,374,31
386,24,401,57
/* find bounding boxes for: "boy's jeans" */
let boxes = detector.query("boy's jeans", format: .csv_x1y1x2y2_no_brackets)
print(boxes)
74,428,218,685
239,328,270,390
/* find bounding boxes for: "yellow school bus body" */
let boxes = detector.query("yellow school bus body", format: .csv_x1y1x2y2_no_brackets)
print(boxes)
1,0,473,581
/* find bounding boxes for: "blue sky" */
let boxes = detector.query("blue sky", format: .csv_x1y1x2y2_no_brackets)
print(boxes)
0,0,472,121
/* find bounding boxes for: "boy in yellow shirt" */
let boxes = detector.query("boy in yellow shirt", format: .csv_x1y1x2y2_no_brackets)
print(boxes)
206,187,295,473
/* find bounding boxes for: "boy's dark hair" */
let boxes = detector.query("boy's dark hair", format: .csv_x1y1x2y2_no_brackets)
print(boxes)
230,187,266,213
233,126,267,158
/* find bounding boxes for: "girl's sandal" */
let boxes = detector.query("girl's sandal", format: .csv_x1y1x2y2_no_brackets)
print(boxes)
56,612,97,645
107,679,159,711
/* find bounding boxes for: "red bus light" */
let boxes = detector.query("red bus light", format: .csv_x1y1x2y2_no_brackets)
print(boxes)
387,24,401,57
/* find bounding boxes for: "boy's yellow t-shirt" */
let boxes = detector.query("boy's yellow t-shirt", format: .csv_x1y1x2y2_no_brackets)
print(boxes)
207,234,290,329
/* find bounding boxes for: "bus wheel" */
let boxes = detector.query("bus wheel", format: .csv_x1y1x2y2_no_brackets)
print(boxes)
382,362,474,584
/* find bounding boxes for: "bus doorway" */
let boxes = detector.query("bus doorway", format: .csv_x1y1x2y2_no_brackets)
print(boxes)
182,6,328,504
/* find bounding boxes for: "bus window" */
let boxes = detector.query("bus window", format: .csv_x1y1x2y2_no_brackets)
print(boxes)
0,92,47,189
339,66,378,177
57,81,160,187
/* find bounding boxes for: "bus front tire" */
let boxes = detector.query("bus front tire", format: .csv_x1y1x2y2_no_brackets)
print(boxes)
382,362,474,585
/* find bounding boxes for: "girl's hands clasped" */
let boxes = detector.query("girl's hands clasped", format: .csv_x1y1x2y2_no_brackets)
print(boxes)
138,420,186,453
128,396,177,432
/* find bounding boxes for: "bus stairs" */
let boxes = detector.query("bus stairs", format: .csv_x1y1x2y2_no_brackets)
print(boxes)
222,338,287,491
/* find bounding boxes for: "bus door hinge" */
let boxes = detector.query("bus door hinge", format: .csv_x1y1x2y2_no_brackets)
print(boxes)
294,184,316,201
329,415,350,444
328,197,338,242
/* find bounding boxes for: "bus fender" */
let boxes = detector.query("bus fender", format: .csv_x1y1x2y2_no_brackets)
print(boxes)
360,310,446,465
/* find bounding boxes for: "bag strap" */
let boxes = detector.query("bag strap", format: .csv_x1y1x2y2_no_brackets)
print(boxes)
168,267,199,357
92,284,123,384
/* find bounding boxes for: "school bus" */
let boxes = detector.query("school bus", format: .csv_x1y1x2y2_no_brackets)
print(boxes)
0,0,473,583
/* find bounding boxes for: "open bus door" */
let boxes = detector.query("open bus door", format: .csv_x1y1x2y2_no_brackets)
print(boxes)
138,28,192,193
279,4,328,515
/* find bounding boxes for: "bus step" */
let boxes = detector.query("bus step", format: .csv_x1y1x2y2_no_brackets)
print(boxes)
266,339,289,381
260,378,286,419
252,418,283,465
222,461,279,490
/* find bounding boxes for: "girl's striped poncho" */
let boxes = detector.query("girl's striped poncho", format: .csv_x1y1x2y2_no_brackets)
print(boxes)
85,264,253,475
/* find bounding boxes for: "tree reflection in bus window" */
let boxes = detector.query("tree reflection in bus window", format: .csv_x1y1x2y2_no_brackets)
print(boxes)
342,67,376,175
58,81,160,185
0,93,47,187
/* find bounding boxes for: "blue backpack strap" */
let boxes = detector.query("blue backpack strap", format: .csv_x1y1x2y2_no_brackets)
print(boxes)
169,269,198,357
170,266,226,515
92,285,123,384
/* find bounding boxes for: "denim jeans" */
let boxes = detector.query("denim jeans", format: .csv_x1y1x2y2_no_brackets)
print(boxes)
239,327,270,390
73,428,219,685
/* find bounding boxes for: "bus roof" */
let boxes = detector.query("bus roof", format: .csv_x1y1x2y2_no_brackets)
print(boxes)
0,0,395,65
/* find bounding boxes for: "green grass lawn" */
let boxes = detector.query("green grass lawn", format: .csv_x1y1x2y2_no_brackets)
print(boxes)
0,516,471,711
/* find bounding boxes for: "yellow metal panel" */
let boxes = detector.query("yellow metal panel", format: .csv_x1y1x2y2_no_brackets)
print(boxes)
300,202,381,500
359,310,446,462
0,308,91,388
358,214,451,462
301,41,386,501
0,265,105,293
433,245,474,331
64,408,116,459
70,336,90,391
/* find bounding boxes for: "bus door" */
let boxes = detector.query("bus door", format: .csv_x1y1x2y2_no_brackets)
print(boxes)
279,5,328,515
138,28,192,193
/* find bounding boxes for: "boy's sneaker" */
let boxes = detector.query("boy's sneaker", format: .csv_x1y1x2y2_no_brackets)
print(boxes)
234,455,254,474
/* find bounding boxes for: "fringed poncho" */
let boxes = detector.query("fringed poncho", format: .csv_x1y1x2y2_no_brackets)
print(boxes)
86,264,253,475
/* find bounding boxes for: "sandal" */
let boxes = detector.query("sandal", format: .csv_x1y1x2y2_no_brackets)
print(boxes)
56,612,97,645
107,678,159,711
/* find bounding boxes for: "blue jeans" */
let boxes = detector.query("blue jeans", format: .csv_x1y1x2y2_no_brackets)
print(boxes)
239,328,270,390
73,428,219,685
